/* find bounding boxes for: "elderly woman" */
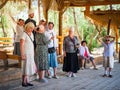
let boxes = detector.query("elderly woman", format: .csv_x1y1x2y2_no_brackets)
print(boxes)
63,27,80,77
79,40,97,70
20,22,36,87
35,25,54,83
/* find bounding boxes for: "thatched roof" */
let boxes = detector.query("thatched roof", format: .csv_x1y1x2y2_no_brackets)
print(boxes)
85,10,120,37
42,0,120,11
86,10,120,28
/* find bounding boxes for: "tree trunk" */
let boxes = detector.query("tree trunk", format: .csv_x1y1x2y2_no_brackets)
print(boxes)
0,0,9,9
72,8,81,41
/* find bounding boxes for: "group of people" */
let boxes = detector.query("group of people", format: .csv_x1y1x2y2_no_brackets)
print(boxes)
63,27,115,79
63,28,115,78
13,8,115,87
63,27,98,77
14,9,59,87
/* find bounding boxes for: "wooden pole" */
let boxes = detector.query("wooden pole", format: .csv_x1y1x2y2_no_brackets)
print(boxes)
107,19,111,35
46,10,48,23
28,0,32,9
38,0,41,22
114,27,119,53
58,11,63,55
85,6,90,16
118,42,120,63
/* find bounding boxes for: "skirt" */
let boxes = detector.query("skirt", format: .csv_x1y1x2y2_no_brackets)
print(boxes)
63,53,80,73
13,42,21,56
22,54,36,75
48,52,58,68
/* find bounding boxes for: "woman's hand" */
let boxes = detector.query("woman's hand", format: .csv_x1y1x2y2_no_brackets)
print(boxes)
50,36,54,40
21,54,26,60
63,51,66,57
56,48,59,55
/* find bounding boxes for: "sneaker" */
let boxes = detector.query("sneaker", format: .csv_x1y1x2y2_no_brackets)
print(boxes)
102,74,107,77
47,75,52,79
39,78,48,83
67,73,72,77
52,75,59,79
108,75,112,78
72,73,76,77
81,67,84,70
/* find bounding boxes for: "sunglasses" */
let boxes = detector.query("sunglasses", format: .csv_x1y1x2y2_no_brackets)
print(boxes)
106,40,110,41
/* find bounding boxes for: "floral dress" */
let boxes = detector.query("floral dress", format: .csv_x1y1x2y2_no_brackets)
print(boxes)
35,33,50,70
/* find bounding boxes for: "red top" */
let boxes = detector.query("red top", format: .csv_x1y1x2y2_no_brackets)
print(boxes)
84,48,88,57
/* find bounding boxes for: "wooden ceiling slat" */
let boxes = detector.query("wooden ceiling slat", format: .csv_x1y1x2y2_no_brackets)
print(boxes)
70,0,120,7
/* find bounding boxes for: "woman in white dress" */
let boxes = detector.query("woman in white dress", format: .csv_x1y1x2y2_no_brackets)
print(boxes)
20,22,36,87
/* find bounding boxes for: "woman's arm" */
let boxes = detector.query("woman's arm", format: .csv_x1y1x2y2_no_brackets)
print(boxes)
63,37,66,56
20,39,26,60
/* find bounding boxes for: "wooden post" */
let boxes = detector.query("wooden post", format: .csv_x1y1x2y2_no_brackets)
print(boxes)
118,43,120,63
28,0,32,9
114,27,119,53
45,10,48,23
85,6,90,16
38,0,41,22
58,11,63,55
107,19,111,35
115,27,120,63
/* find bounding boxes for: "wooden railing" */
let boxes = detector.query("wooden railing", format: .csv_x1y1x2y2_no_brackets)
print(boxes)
0,37,13,45
0,51,21,69
56,35,64,45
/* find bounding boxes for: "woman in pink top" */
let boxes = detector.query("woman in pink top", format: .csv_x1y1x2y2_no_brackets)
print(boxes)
79,40,97,70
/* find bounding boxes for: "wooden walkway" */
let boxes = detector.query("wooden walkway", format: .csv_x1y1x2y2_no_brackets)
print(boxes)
14,61,120,90
1,61,120,90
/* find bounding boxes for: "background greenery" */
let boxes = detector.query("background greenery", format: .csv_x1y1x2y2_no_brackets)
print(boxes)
0,1,120,51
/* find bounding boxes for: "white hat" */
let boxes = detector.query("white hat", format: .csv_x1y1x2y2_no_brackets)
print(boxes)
28,9,34,15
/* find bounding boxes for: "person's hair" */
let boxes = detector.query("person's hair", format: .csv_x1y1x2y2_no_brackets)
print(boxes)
69,27,74,32
36,25,45,31
18,19,24,22
39,19,46,25
48,22,54,27
81,40,87,45
24,22,34,31
17,19,24,25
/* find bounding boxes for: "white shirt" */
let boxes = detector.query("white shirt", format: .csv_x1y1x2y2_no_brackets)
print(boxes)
79,46,91,57
46,29,58,48
20,32,34,54
15,25,24,42
102,41,114,57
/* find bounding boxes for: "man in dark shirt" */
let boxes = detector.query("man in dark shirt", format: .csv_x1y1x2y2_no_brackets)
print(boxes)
25,9,36,49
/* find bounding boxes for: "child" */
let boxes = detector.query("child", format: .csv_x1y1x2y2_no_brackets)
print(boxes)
98,35,115,78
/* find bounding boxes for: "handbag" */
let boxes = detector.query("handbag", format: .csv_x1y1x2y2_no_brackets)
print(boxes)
48,47,56,53
48,32,56,53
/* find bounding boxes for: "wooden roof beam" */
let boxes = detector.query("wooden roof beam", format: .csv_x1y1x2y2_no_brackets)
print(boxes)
69,1,120,7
